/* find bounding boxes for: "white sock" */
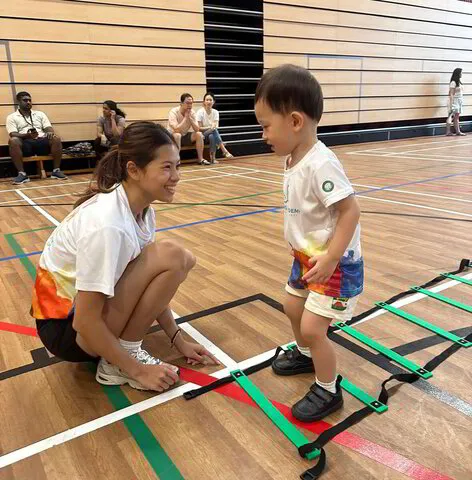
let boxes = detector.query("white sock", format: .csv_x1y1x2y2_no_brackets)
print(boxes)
119,338,142,356
19,171,26,176
316,377,337,394
53,168,60,172
296,343,312,358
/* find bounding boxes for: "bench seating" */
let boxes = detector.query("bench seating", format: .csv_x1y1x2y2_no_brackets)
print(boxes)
0,145,209,179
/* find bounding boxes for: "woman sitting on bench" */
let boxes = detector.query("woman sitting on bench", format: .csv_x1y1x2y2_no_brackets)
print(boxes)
196,92,233,164
94,101,126,159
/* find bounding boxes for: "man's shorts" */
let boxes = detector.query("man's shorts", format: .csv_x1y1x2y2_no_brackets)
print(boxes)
181,132,195,147
285,283,359,321
22,137,51,157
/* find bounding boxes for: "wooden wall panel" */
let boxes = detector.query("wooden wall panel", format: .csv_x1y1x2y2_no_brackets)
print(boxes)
0,1,203,30
7,65,204,85
0,0,205,144
2,20,203,49
265,20,472,50
80,0,203,12
264,0,471,127
267,0,472,28
8,42,205,67
0,85,207,106
0,103,179,126
265,3,472,39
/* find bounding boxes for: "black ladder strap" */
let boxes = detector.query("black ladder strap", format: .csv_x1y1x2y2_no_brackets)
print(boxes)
298,332,472,478
184,346,283,400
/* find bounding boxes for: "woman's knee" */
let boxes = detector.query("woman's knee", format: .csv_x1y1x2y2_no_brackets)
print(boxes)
185,249,197,271
152,240,195,272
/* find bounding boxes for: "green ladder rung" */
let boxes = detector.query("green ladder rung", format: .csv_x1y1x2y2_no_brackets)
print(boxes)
440,273,472,287
411,286,472,314
230,370,320,460
339,376,388,413
376,302,472,348
285,344,388,412
334,322,433,379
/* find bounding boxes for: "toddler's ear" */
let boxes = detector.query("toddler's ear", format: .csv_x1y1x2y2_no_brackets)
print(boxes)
291,111,304,131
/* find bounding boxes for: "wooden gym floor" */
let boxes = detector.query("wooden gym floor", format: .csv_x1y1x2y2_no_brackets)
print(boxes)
0,135,471,479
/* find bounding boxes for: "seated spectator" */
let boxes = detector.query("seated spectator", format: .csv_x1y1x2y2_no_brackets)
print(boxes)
167,93,208,165
196,92,233,164
94,100,126,159
6,91,67,184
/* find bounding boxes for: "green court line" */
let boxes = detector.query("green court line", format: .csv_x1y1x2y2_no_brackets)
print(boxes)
6,233,184,479
105,385,184,479
9,225,56,236
5,234,37,279
9,190,283,238
154,189,282,213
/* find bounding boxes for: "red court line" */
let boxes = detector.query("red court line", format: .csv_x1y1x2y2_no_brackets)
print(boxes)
0,321,38,337
180,367,451,480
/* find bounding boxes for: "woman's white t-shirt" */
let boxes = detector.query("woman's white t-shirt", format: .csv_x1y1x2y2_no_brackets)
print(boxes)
31,185,156,320
450,81,463,99
196,108,219,128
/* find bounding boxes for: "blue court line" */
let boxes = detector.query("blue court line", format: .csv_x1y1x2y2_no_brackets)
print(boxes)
357,170,472,195
156,207,279,232
0,250,43,262
2,170,470,263
0,207,279,262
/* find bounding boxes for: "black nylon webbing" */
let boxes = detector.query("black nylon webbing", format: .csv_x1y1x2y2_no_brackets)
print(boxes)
329,258,470,333
297,331,472,479
183,347,283,400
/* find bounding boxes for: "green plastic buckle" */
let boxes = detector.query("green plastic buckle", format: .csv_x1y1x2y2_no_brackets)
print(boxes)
231,370,320,460
411,286,472,314
285,343,297,352
339,376,388,413
440,273,472,287
334,322,433,379
376,302,472,348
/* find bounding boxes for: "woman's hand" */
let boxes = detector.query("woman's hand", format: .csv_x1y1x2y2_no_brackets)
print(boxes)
133,363,180,392
175,337,220,366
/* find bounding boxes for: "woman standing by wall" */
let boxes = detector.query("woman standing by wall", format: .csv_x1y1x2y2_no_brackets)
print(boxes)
446,68,466,136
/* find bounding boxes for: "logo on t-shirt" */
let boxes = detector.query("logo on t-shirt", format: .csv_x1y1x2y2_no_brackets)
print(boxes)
322,180,334,192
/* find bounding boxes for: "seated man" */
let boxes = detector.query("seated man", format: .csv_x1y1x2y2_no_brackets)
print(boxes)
6,91,67,184
167,93,208,165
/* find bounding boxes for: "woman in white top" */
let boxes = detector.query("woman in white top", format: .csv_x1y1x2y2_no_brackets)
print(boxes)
446,68,465,136
196,92,233,163
32,122,218,392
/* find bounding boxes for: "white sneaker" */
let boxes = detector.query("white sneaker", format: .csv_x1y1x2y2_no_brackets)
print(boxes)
95,347,179,390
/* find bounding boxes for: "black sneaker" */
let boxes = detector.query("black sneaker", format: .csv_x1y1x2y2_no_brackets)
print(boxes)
272,347,315,376
292,378,343,422
51,169,68,180
12,172,30,185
